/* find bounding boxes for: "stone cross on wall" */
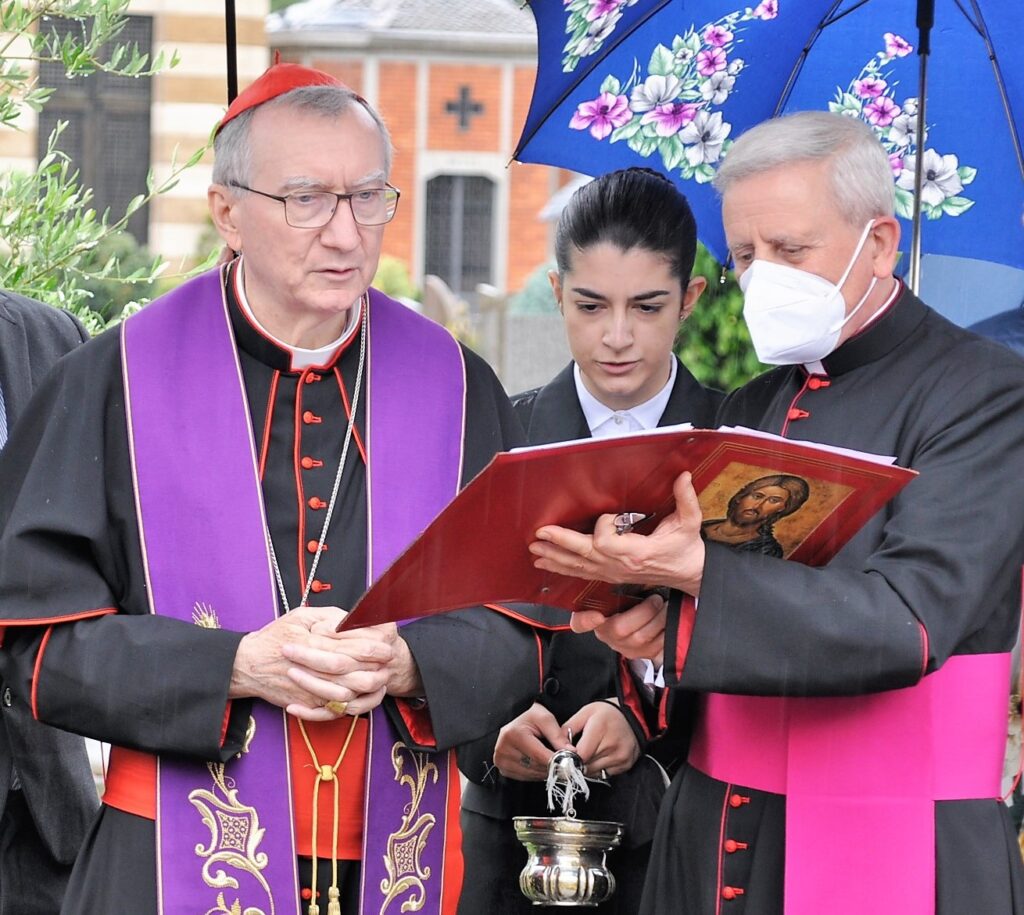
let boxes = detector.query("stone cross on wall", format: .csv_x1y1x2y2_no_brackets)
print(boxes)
445,85,484,131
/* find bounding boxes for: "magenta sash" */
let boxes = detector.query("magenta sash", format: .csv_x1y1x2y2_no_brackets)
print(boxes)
688,652,1011,915
122,269,465,914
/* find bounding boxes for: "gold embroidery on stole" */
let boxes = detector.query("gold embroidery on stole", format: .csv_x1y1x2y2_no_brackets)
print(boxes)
378,742,440,914
189,603,275,915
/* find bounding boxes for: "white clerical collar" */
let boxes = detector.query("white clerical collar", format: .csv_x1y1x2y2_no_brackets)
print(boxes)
573,357,677,438
234,256,362,370
803,277,902,375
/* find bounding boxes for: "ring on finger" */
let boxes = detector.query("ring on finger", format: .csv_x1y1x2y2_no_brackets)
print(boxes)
324,699,349,716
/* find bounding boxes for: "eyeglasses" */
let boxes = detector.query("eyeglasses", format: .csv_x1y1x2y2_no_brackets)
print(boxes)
229,182,401,228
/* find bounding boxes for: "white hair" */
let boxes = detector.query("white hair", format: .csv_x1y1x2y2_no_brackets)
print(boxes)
713,111,895,226
212,85,394,187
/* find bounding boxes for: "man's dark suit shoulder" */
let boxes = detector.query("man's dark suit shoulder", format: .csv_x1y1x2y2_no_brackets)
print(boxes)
0,290,89,352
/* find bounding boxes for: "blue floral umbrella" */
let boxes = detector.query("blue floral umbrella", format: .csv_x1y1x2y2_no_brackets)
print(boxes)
514,0,1024,283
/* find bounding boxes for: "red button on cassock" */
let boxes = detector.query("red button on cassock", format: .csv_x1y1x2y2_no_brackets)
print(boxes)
722,886,745,900
308,497,325,509
302,411,322,424
724,839,749,853
307,539,328,554
807,376,831,390
304,373,322,384
300,456,323,470
787,407,809,421
311,580,331,593
729,794,750,808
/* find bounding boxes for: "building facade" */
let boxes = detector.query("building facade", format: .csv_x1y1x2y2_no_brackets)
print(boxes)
269,0,562,300
0,0,269,267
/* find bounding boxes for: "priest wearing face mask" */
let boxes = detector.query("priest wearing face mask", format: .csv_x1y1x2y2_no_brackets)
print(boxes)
530,111,1024,915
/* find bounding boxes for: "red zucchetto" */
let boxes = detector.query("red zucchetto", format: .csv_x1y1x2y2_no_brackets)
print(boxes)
217,61,348,134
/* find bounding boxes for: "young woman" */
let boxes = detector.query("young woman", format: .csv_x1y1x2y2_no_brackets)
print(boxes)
458,167,723,913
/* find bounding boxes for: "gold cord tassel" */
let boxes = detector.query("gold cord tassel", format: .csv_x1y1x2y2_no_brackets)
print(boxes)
300,716,360,915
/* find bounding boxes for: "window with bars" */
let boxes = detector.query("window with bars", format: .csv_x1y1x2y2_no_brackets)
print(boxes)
424,175,495,301
36,15,154,244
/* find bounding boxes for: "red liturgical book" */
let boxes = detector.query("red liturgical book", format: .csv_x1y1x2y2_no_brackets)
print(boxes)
340,426,916,629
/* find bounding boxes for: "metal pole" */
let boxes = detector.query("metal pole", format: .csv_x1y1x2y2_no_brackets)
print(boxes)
225,0,238,104
908,0,935,294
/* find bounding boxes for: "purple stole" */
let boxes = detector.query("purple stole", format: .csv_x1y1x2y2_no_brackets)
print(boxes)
121,268,466,915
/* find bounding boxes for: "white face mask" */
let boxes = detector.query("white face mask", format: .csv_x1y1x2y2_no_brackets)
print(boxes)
738,220,878,365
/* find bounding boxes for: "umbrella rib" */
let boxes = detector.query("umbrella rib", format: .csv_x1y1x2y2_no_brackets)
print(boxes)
821,0,872,29
952,0,983,37
969,0,1024,180
771,0,846,117
513,0,672,159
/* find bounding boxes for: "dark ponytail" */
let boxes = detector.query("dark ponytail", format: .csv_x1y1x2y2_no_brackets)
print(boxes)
554,167,698,287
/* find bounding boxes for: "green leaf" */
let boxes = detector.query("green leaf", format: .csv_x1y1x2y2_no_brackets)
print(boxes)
599,75,621,96
648,44,675,77
893,186,915,220
636,136,659,158
839,92,863,113
659,135,685,171
610,119,642,143
694,163,716,184
957,166,977,186
940,196,974,217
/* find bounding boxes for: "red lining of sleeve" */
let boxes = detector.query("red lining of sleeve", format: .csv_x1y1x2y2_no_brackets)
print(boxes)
534,630,544,692
483,603,571,632
2,606,117,627
657,686,671,732
396,699,436,748
219,702,233,747
917,620,929,679
618,655,652,741
673,594,698,677
30,625,55,720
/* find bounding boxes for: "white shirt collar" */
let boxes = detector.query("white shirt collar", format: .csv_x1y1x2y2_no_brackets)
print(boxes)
573,358,677,438
234,256,362,370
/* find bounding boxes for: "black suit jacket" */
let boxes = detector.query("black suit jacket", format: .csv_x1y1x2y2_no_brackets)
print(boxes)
460,359,722,832
0,290,97,865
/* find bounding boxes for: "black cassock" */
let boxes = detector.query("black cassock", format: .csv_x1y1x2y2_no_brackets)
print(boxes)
638,288,1024,913
458,359,721,914
0,270,544,912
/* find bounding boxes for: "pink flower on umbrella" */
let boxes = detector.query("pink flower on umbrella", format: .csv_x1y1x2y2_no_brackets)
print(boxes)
883,32,913,59
888,152,905,177
586,0,623,21
641,101,699,137
752,0,779,20
703,25,734,48
853,76,887,99
864,96,900,127
697,47,727,77
570,92,631,140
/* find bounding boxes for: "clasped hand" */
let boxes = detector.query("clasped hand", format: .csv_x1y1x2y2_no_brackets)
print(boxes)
493,701,640,783
230,606,417,721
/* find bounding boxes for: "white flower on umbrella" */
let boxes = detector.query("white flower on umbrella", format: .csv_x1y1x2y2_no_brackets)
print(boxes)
630,74,684,113
887,111,918,148
680,110,731,166
896,150,964,208
700,70,736,105
727,58,745,76
902,97,919,117
575,13,621,56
